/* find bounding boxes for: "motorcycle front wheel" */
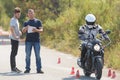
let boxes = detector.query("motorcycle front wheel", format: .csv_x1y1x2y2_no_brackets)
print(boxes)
95,58,103,80
83,69,91,77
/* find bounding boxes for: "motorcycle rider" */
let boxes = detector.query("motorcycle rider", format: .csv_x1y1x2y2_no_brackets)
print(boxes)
78,14,109,68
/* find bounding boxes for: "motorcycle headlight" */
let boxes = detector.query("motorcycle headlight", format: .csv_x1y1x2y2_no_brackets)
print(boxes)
94,44,100,51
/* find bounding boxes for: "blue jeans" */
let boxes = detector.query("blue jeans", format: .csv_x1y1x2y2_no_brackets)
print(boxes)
25,42,42,71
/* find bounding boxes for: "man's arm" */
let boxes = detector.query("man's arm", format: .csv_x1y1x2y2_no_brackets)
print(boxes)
32,20,43,33
10,26,19,39
10,19,19,39
22,27,28,33
22,22,28,33
98,25,109,40
78,26,86,40
32,27,43,33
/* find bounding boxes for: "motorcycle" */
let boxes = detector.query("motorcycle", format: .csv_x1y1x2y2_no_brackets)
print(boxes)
77,30,111,80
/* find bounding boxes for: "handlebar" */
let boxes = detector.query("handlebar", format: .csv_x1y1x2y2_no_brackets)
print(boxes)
102,39,111,49
85,37,111,49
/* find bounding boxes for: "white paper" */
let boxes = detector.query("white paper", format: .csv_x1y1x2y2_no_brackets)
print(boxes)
28,26,36,33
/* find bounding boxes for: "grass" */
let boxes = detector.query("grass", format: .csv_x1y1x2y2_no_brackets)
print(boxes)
105,42,120,70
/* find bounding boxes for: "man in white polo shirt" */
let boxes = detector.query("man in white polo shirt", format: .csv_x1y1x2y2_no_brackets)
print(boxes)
9,7,22,73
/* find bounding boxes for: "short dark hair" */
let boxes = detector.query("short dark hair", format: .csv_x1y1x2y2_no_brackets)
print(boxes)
28,9,34,13
14,7,21,13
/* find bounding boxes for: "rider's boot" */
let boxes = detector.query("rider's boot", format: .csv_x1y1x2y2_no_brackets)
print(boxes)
81,58,85,68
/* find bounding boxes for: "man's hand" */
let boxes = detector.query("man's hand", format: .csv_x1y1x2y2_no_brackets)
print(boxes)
32,28,38,32
22,26,28,33
15,36,20,39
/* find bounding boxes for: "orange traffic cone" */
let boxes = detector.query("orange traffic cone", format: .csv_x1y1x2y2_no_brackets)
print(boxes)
76,70,80,78
57,57,61,64
70,67,75,75
111,71,116,79
108,69,112,77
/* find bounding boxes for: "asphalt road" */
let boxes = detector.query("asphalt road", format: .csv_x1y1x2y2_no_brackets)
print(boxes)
0,42,120,80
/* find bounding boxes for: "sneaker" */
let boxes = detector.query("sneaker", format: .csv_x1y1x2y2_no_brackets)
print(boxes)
24,70,30,73
37,70,44,74
15,67,22,72
12,68,22,73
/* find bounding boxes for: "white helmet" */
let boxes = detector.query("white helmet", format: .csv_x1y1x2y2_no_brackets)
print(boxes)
85,14,96,22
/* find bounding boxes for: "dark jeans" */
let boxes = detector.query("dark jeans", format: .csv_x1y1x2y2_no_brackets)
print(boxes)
25,42,42,71
80,43,87,63
10,39,19,70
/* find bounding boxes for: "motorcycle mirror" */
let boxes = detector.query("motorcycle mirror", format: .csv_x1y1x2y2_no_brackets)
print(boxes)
105,30,111,34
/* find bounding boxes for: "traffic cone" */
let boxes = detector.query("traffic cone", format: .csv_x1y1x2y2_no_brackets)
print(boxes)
57,57,61,64
70,67,75,75
111,71,116,79
75,70,80,78
108,69,112,77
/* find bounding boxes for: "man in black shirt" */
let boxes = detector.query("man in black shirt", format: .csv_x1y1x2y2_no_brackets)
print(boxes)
22,9,44,74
